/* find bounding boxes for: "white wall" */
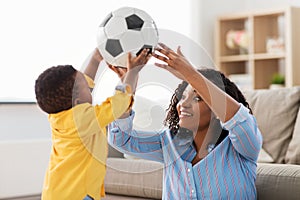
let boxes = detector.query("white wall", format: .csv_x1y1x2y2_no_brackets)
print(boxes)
0,104,50,140
0,104,51,198
0,139,51,198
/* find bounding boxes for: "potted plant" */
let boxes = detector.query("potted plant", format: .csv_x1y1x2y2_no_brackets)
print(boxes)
270,73,285,89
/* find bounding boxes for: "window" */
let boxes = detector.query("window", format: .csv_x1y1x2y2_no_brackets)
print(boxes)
0,0,193,102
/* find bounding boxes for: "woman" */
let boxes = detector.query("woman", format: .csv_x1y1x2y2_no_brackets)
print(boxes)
108,43,262,199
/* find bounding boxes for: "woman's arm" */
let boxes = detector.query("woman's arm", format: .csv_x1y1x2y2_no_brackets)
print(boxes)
182,66,240,123
222,104,262,161
153,43,262,160
108,111,165,162
153,43,239,123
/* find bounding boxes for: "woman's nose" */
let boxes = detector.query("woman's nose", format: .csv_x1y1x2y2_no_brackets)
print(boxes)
180,96,192,108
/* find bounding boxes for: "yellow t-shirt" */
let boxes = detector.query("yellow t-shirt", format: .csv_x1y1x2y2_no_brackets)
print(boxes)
42,80,132,200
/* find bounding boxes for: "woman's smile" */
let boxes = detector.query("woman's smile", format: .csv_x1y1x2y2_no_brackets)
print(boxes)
179,109,193,118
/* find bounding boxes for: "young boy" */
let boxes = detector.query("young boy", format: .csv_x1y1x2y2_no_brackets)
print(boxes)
35,48,151,200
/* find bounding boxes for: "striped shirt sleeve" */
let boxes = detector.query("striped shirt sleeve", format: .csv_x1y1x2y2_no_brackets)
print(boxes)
108,111,164,162
221,104,262,162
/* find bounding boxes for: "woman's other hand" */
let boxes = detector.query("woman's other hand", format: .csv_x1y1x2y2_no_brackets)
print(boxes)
153,43,193,80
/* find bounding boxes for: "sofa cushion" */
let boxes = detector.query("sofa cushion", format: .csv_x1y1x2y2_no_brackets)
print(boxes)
108,144,124,158
244,87,300,163
105,158,163,199
257,148,274,163
256,163,300,200
285,107,300,164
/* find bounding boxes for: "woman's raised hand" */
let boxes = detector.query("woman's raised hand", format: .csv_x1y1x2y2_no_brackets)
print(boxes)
153,43,193,80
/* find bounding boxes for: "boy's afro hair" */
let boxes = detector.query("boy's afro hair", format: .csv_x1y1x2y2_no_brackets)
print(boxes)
35,65,77,114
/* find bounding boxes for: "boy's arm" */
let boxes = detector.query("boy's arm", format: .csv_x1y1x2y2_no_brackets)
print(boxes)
95,49,151,128
84,48,103,81
109,49,151,118
122,49,151,93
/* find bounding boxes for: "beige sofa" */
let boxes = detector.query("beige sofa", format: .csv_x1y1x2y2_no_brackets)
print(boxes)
104,86,300,200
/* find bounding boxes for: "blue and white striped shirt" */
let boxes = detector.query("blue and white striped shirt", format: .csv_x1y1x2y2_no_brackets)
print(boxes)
108,105,262,200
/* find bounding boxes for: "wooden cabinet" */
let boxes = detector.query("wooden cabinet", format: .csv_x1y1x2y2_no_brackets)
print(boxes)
215,6,300,89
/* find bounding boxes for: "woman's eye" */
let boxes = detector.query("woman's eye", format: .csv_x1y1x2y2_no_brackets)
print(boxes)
194,96,202,101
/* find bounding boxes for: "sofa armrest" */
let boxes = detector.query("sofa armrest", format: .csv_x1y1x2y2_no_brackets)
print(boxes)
256,163,300,200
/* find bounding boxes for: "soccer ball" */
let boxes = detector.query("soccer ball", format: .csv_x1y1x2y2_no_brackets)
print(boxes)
97,7,159,68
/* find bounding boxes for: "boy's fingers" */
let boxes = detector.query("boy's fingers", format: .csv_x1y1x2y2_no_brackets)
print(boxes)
119,67,127,75
133,49,150,65
107,65,116,72
136,49,148,60
107,65,124,78
128,52,132,60
145,53,152,63
110,66,118,74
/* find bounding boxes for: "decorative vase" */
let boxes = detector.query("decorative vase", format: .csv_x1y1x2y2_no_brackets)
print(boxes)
269,84,284,89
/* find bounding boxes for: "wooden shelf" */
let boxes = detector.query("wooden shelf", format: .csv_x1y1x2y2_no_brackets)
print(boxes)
253,53,285,60
215,6,300,89
220,55,249,62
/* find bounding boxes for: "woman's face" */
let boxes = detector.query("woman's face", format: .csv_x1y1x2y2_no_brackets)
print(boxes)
176,85,211,132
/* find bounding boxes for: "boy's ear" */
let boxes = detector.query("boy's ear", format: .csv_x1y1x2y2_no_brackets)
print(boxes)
73,98,80,106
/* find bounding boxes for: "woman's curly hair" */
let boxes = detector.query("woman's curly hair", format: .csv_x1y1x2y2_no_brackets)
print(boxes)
164,68,252,145
35,65,77,114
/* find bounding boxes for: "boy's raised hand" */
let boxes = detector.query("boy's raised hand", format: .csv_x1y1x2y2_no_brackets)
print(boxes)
122,49,152,94
108,48,152,81
108,65,127,79
127,48,152,72
108,48,151,72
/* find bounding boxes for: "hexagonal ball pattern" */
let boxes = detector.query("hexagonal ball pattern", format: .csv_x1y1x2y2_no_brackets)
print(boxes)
141,22,159,47
112,6,134,17
105,16,127,38
120,30,144,54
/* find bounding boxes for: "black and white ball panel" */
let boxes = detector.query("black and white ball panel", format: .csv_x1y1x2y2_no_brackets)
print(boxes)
97,7,159,67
